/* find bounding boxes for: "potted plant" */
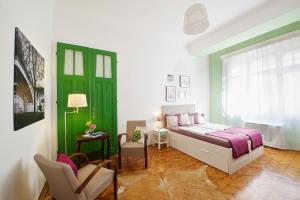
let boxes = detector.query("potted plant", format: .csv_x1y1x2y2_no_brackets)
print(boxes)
85,120,96,133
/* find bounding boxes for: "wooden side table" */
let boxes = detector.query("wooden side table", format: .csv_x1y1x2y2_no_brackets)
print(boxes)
152,128,169,150
76,132,110,167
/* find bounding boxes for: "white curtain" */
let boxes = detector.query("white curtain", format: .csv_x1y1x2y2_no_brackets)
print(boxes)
222,34,300,150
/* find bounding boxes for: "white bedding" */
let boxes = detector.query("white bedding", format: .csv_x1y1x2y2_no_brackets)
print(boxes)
177,123,235,143
178,125,216,135
200,122,233,130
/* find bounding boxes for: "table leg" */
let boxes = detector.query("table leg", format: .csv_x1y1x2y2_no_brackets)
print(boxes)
76,142,81,168
167,133,170,148
107,137,111,169
152,135,155,147
101,141,105,161
158,132,161,150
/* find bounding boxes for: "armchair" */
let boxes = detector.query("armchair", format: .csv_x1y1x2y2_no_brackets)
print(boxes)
118,120,148,169
34,153,117,200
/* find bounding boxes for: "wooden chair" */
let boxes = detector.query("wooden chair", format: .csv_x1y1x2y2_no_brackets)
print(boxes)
34,153,117,200
118,120,148,169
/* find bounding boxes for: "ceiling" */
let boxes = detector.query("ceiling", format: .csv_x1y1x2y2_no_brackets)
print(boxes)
74,0,271,42
54,0,300,52
182,0,270,39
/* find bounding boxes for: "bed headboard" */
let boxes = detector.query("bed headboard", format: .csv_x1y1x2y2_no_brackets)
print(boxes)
161,104,196,116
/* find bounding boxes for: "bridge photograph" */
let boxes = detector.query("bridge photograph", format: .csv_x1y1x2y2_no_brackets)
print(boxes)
13,27,45,131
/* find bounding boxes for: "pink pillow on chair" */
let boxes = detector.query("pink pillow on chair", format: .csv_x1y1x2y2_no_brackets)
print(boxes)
56,153,77,176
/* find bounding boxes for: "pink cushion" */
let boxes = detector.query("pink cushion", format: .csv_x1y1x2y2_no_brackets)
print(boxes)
56,153,77,176
189,112,200,124
178,113,191,126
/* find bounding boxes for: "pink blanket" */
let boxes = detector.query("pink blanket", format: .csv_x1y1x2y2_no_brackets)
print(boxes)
226,127,263,150
207,131,249,159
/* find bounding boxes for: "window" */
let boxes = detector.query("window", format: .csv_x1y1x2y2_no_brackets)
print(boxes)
64,49,84,76
222,34,300,126
95,55,112,78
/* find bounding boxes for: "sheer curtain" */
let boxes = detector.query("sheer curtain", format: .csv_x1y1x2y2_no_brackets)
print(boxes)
222,34,300,150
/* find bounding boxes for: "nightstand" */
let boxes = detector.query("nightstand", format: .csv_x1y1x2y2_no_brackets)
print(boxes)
152,128,169,150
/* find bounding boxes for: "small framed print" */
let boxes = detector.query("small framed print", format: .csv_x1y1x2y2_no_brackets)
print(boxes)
166,86,176,102
167,74,175,83
180,75,190,88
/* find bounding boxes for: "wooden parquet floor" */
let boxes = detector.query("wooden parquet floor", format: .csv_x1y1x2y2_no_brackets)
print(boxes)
40,146,300,200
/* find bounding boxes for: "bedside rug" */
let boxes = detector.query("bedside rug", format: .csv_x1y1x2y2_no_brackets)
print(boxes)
100,165,225,200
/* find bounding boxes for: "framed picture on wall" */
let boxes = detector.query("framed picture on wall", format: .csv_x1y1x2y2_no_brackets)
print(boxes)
166,86,176,102
180,75,190,88
167,74,175,83
13,27,45,131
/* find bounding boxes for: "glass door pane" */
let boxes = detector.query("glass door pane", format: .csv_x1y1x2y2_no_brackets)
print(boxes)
96,55,104,77
104,56,112,78
64,49,73,75
74,51,84,76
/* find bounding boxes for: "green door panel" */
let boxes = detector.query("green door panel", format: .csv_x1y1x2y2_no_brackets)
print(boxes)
89,48,118,155
57,42,117,156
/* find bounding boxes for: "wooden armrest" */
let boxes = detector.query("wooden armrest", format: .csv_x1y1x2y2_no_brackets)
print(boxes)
118,133,128,142
75,159,114,194
69,153,89,165
144,133,148,141
144,134,148,147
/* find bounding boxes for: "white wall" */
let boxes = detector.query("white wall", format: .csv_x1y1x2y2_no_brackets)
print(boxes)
0,0,53,199
52,0,209,146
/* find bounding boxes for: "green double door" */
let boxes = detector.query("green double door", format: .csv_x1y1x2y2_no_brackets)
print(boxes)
57,42,117,156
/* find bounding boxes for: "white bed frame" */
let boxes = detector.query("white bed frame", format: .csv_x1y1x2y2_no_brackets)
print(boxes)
162,104,264,175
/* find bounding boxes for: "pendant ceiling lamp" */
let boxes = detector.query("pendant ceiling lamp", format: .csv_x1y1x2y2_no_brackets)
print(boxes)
183,3,209,35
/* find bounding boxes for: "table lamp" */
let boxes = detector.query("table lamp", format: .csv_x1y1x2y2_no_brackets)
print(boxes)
64,94,87,154
155,116,162,130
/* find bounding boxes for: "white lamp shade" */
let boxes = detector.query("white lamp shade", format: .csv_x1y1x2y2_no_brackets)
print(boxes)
67,94,87,108
183,3,209,35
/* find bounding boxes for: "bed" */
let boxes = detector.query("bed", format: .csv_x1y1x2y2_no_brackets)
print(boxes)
161,104,264,174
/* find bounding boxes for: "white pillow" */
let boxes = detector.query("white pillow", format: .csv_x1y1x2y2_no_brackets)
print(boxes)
166,115,178,127
179,113,191,126
135,126,147,144
189,115,195,124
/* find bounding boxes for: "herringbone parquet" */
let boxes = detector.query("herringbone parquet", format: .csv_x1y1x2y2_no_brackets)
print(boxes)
40,146,300,200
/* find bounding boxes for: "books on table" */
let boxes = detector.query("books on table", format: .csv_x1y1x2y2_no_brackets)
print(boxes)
83,131,105,138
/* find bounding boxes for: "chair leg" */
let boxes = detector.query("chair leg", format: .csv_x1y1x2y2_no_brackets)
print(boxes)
145,151,148,169
145,156,148,168
118,152,121,169
114,171,118,200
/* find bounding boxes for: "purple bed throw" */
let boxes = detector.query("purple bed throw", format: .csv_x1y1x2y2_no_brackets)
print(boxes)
226,127,263,150
207,131,249,159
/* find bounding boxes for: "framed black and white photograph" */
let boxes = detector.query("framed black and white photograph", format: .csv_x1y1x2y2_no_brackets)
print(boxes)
180,75,190,88
166,86,176,102
13,27,45,131
167,74,175,83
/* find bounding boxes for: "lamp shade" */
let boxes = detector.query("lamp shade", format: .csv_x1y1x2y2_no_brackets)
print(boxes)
183,3,209,35
67,94,87,108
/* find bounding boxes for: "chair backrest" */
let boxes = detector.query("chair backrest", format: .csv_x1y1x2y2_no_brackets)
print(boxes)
126,120,146,141
34,154,86,200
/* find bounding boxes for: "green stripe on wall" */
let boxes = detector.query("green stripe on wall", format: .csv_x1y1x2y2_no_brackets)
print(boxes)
209,21,300,123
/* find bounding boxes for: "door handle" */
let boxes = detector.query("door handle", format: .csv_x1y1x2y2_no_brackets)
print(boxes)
92,107,96,119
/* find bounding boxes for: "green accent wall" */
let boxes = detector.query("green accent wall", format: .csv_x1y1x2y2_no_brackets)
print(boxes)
209,21,300,123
